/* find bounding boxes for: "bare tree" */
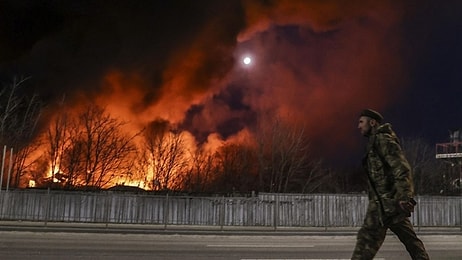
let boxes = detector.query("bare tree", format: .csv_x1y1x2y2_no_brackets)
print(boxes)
0,77,42,188
57,105,138,189
213,143,257,193
143,120,188,191
0,78,24,143
401,137,449,195
120,149,151,189
181,147,217,193
45,101,71,186
61,138,85,188
299,158,328,193
255,117,325,193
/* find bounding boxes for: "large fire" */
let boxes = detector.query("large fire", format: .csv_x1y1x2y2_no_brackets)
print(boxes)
3,1,410,192
24,84,248,191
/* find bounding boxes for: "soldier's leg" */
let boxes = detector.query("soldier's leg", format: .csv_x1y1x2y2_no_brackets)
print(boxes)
389,218,430,260
351,210,387,260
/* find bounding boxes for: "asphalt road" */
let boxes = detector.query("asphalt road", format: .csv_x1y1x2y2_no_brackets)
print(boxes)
0,231,460,260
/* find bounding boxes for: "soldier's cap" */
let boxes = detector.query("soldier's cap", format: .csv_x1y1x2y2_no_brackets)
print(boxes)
360,109,383,123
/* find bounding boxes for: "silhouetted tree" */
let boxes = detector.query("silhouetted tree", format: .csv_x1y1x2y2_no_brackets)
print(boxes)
143,120,188,191
0,77,42,188
402,137,454,195
181,147,217,193
121,149,151,189
44,105,139,189
214,143,257,193
45,100,71,187
255,117,326,193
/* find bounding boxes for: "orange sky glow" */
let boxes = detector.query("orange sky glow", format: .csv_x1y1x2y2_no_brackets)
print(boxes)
22,0,414,189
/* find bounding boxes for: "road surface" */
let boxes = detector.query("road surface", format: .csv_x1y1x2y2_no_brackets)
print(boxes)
0,231,460,260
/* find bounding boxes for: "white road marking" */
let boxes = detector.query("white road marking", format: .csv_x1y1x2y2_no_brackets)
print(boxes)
207,244,314,248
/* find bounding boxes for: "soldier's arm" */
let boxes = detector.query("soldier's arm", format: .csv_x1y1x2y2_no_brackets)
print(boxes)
376,133,414,201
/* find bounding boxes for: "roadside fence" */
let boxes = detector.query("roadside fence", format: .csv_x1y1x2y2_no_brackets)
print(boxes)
0,190,460,229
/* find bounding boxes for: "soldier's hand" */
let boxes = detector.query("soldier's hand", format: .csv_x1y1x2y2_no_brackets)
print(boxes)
398,199,416,216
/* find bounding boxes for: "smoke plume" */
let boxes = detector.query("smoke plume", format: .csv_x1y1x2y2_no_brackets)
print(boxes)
0,0,410,163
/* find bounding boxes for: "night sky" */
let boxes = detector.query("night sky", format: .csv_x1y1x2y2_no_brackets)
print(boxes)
1,0,462,166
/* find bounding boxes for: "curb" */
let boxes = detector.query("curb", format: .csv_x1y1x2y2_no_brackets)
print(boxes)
0,221,460,236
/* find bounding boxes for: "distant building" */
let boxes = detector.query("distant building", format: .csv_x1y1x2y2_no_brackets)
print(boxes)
435,129,462,191
436,129,462,159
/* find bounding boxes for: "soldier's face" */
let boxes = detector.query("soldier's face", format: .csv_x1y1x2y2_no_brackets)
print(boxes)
358,116,372,136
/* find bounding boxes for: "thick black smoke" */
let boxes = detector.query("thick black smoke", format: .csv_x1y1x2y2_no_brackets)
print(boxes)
1,0,462,165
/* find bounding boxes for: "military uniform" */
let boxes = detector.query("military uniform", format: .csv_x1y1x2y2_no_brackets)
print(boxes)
351,122,430,260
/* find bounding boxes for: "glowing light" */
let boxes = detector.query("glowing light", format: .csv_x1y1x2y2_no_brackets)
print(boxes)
243,56,252,65
29,180,36,188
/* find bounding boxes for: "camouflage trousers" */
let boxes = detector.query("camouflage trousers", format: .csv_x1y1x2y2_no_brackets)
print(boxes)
351,204,430,260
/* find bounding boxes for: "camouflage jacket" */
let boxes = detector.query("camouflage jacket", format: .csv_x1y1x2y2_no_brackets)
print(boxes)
362,123,414,225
